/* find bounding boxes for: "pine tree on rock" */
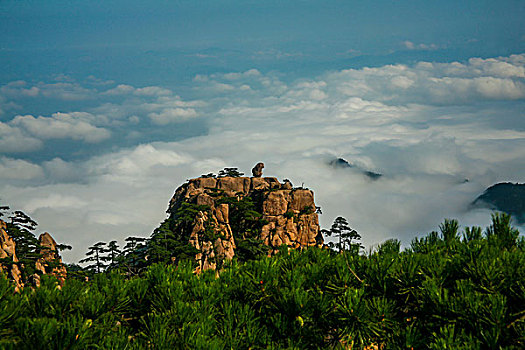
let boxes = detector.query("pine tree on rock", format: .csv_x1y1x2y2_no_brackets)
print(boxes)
217,167,244,177
5,210,41,279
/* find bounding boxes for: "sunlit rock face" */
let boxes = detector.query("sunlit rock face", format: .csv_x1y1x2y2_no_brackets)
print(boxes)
1,219,66,289
168,176,324,272
35,232,67,286
0,219,23,291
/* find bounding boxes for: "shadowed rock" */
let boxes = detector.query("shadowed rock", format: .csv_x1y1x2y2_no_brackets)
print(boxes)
251,162,264,177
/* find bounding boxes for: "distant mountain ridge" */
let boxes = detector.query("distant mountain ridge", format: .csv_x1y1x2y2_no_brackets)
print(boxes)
329,157,382,180
473,182,525,224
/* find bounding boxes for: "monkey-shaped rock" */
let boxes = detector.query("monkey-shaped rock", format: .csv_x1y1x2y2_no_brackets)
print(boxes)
251,162,264,177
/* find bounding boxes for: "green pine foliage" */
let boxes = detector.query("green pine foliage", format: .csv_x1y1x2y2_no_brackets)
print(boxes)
1,213,524,349
217,167,244,177
323,216,363,253
0,204,69,286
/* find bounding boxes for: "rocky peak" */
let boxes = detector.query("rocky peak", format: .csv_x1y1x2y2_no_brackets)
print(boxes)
167,176,323,272
35,232,67,286
0,219,66,289
0,219,16,260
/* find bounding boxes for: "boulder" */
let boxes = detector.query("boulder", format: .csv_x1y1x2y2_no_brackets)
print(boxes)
251,162,264,177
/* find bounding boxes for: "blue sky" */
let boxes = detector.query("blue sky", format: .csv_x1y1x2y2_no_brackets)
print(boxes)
1,1,524,261
2,0,524,85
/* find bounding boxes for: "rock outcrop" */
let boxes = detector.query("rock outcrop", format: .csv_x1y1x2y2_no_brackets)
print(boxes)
168,176,323,272
35,232,67,286
473,182,525,224
0,219,23,291
0,219,66,289
251,162,264,177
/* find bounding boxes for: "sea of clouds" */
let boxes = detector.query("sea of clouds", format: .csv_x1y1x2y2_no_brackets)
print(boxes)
1,54,524,262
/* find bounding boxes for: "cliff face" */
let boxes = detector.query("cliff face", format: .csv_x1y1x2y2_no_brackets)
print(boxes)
0,219,66,289
35,232,67,286
168,176,323,272
0,219,23,291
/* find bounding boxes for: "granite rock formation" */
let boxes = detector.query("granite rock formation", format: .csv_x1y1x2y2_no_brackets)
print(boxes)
0,219,66,289
0,219,23,291
35,232,67,286
251,162,264,177
168,176,323,272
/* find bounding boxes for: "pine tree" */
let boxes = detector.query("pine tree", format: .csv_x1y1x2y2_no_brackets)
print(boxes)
148,219,199,265
5,210,41,278
439,218,459,244
218,167,244,177
104,240,121,269
323,216,362,253
79,242,107,273
486,212,520,248
121,236,148,275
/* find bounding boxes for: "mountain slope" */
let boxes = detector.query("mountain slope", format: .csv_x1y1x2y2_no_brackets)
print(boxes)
473,182,525,224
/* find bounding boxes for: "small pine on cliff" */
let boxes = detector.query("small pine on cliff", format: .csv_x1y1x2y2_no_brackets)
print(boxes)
148,175,324,272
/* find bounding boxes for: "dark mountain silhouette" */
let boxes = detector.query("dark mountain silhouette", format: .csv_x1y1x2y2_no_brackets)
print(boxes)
473,182,525,224
329,157,382,180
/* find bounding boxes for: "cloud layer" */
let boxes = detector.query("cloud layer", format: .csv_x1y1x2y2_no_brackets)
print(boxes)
1,54,524,261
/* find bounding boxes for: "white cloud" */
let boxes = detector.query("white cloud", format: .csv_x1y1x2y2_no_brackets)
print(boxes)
402,41,439,51
142,96,205,111
0,157,43,180
86,144,192,183
102,84,173,97
467,57,525,78
252,49,304,60
0,80,97,106
38,82,94,100
221,69,262,80
0,81,40,97
148,108,198,125
0,121,43,152
11,113,111,143
134,86,172,97
102,84,135,96
326,54,525,104
23,194,87,213
129,115,140,124
42,158,83,183
1,53,524,262
402,41,415,50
